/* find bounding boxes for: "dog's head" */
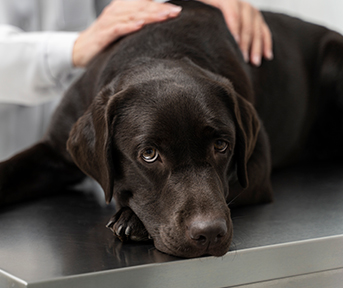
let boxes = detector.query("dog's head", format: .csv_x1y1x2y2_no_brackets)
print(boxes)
67,60,259,258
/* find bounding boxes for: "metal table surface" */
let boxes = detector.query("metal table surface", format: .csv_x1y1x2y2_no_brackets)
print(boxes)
1,164,343,288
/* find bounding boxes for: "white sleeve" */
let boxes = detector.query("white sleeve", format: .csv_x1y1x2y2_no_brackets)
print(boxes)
0,25,84,106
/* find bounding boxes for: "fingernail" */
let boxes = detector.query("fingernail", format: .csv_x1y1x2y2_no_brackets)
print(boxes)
266,50,274,60
169,6,182,16
170,6,182,14
159,6,182,18
252,55,261,66
135,20,145,27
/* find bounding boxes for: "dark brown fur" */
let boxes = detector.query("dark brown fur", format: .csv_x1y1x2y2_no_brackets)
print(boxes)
1,1,343,258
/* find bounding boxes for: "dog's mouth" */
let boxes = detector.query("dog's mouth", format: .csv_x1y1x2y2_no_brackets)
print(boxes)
152,217,233,258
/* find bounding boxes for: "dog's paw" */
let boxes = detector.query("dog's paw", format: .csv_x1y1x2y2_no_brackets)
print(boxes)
106,207,151,242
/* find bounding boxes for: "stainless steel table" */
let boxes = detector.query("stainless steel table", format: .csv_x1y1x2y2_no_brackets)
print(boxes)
1,164,343,288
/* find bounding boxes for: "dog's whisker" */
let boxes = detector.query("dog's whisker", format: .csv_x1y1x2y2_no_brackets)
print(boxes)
227,190,244,207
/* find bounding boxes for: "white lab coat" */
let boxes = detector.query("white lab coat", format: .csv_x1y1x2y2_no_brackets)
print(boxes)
0,0,110,160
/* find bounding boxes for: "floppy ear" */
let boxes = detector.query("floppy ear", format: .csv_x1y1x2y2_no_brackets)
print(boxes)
319,31,343,95
67,86,123,203
227,91,260,189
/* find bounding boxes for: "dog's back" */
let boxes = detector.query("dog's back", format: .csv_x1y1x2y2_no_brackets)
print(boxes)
49,1,343,167
253,12,343,166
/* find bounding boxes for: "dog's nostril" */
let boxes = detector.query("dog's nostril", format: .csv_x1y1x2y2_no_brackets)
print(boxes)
188,218,227,246
193,234,207,245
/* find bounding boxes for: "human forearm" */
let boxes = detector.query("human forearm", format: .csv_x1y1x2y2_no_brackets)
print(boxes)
0,25,82,105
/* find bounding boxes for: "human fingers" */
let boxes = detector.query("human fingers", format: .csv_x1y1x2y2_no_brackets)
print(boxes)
239,1,254,63
123,3,182,24
262,22,273,60
108,0,182,21
250,10,263,66
104,0,182,39
99,19,146,47
218,0,241,43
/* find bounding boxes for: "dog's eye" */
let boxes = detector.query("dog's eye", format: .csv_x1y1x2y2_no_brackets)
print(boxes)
214,140,229,153
141,148,159,163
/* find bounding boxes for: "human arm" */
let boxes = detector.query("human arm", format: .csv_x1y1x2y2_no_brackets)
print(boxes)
0,25,82,105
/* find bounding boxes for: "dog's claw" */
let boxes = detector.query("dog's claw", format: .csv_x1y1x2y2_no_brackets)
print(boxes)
106,220,115,232
125,226,131,236
117,225,123,237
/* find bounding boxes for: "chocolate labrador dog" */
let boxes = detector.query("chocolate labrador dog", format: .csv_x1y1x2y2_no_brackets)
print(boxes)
1,1,343,258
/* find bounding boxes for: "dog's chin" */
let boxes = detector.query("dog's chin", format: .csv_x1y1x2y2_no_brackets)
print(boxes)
153,234,232,258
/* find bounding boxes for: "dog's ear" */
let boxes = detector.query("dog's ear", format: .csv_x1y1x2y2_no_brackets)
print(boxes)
319,31,343,95
227,90,260,189
67,87,123,203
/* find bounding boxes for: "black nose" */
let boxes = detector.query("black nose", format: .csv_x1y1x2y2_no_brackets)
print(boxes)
188,218,227,246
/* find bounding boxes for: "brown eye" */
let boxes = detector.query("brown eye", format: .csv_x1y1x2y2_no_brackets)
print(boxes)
214,140,229,153
141,148,159,163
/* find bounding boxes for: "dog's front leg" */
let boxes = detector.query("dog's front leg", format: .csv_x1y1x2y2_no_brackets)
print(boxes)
0,141,85,206
106,207,150,242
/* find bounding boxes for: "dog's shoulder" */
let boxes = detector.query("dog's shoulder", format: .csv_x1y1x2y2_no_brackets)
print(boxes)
263,11,332,54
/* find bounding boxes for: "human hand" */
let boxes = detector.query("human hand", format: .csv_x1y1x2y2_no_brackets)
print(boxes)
72,0,182,67
198,0,273,66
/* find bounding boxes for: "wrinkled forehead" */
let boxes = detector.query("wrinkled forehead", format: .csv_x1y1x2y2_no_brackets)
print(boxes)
115,81,236,149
